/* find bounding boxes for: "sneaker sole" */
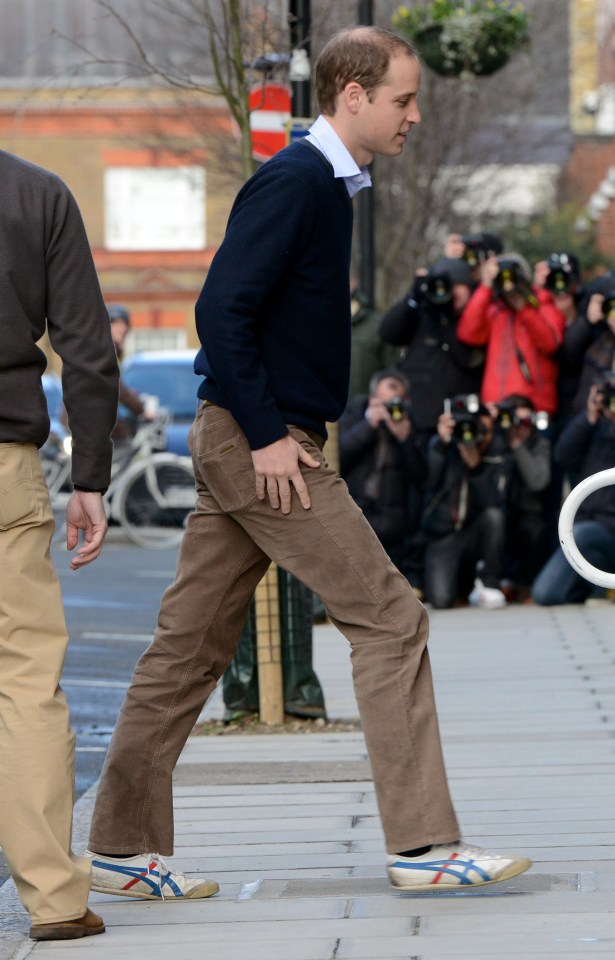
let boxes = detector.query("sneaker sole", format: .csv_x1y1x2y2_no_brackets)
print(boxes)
91,880,219,900
388,856,531,892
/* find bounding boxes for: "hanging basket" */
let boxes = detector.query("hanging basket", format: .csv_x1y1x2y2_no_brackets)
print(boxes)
393,2,530,79
413,23,513,77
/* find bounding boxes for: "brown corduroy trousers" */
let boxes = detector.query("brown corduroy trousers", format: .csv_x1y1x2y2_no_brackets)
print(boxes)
89,404,459,856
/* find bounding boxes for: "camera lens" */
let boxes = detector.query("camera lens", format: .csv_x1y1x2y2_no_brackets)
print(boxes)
423,273,453,305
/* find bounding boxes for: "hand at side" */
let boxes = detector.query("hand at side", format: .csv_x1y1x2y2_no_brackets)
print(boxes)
251,435,320,514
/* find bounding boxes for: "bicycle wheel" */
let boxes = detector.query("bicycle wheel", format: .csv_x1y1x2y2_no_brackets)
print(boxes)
115,455,196,549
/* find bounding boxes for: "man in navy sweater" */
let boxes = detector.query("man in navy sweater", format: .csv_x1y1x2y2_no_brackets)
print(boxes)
88,26,530,896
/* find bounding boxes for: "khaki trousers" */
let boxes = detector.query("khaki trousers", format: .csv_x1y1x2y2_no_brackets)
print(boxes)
90,404,459,856
0,443,90,923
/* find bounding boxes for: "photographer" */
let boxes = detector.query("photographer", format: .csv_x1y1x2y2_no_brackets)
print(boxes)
379,257,484,449
493,395,552,596
457,253,565,415
532,376,615,605
422,397,509,610
534,253,595,551
340,370,426,573
571,273,615,413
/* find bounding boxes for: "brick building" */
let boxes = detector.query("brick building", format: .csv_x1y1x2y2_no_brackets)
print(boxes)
0,0,247,359
563,0,615,260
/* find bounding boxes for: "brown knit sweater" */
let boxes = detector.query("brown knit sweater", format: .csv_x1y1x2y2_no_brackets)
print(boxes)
0,150,118,490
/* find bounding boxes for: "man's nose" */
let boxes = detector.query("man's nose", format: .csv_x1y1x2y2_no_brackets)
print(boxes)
407,103,421,125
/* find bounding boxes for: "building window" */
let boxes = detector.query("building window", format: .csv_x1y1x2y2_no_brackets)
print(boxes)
105,166,205,251
127,328,187,353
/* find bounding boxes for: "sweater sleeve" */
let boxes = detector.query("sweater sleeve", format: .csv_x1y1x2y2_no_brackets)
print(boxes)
512,435,551,492
560,314,601,370
554,410,596,470
195,164,316,449
339,397,378,472
44,184,119,490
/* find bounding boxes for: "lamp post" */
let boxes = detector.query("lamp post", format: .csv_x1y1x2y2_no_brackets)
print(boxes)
288,0,311,118
357,0,375,308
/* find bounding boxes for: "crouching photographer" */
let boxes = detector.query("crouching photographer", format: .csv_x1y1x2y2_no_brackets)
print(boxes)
493,395,552,597
532,373,615,605
422,396,510,609
379,257,484,448
340,370,427,575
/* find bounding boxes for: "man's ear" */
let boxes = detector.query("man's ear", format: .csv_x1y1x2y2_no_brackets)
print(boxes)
342,81,364,114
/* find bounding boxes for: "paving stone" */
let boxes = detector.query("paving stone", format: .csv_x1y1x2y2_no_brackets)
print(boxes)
6,604,615,960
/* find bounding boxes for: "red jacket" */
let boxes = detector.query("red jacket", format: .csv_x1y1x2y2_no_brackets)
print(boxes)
457,285,565,414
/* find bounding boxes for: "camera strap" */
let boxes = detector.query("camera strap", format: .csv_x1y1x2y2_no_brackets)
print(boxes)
454,474,469,530
515,344,533,384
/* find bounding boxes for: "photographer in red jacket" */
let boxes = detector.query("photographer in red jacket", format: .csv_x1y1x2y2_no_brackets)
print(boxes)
457,253,565,416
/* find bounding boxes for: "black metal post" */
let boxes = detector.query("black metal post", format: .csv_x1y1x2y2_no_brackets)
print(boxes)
357,0,375,307
288,0,311,118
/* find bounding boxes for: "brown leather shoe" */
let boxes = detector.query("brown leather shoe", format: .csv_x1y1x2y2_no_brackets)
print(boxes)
29,908,105,940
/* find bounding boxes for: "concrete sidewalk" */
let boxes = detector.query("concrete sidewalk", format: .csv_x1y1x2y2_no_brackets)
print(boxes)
2,603,615,958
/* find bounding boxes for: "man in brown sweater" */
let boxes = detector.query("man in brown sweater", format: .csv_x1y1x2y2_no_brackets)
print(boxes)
0,150,119,939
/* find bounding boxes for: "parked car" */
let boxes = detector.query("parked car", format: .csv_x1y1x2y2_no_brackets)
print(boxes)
121,350,202,455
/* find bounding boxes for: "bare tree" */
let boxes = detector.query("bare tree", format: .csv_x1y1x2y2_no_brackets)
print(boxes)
56,0,291,181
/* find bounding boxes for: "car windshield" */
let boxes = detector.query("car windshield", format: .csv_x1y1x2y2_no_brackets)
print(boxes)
123,360,199,419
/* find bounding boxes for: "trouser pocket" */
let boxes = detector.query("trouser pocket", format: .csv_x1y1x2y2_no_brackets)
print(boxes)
0,444,40,530
195,407,257,512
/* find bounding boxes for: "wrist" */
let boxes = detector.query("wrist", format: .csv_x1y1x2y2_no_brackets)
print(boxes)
73,485,107,495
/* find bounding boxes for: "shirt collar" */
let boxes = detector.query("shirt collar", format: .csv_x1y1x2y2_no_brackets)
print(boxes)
305,115,372,198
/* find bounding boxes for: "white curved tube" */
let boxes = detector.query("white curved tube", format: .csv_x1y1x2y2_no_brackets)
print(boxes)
558,467,615,588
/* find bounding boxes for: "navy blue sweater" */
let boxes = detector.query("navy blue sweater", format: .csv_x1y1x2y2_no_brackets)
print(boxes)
194,140,353,449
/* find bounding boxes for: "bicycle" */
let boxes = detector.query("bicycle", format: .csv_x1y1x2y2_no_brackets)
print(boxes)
46,410,196,550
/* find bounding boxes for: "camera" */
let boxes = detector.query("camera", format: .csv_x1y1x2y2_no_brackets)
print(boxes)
545,252,579,295
595,372,615,413
601,290,615,321
493,258,537,306
445,394,483,445
495,401,549,432
417,271,453,306
462,232,503,268
385,396,409,422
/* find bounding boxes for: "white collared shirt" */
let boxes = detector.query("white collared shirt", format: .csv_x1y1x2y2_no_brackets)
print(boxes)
305,115,372,199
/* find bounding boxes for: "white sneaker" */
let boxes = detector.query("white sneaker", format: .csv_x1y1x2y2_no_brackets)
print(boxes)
468,578,507,610
88,851,219,900
387,841,531,891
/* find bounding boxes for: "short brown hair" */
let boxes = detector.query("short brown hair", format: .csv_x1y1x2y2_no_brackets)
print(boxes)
315,26,418,116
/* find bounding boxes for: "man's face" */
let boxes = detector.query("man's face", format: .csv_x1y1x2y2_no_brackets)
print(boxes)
354,54,421,165
452,283,472,314
111,319,129,350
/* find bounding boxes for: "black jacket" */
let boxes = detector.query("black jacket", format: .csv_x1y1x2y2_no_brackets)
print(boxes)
340,395,427,546
422,435,510,540
555,410,615,537
379,295,484,435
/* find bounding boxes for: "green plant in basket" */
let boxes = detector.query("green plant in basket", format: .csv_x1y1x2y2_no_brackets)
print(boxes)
392,1,530,77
